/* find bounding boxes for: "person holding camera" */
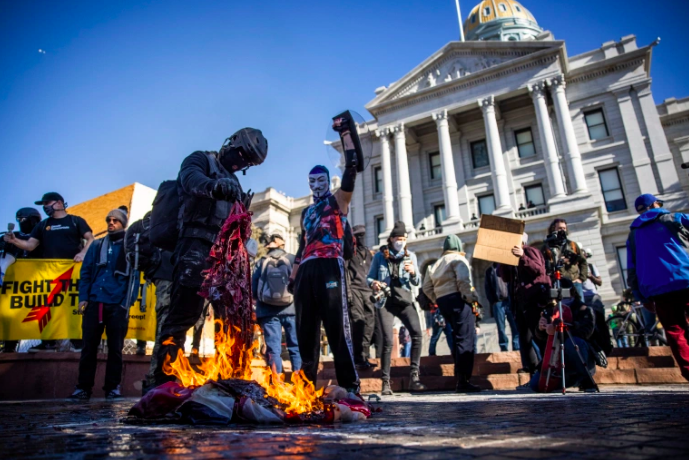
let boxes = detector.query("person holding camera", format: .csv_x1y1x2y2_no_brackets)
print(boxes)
541,219,588,300
368,222,426,395
423,235,481,393
627,194,689,382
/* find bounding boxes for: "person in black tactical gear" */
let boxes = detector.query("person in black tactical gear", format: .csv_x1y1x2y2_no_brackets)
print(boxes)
124,211,175,393
152,128,268,387
0,207,43,353
346,225,376,369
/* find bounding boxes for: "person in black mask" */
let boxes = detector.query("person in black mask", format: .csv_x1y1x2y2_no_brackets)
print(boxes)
151,128,268,389
70,208,139,400
0,207,43,353
4,193,94,353
346,225,376,369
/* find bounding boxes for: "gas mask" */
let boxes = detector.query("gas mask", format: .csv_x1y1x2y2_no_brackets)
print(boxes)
309,173,330,200
219,146,252,174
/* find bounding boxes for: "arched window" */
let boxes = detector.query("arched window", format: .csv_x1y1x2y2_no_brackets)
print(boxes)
515,5,522,12
499,3,507,12
471,14,477,23
483,6,491,16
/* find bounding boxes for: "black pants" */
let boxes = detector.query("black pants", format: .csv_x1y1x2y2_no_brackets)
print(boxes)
295,258,359,391
348,287,375,363
77,302,129,392
515,301,543,373
378,298,422,381
153,237,211,386
436,293,475,379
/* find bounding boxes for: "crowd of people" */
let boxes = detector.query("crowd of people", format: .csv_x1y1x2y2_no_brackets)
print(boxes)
1,119,688,399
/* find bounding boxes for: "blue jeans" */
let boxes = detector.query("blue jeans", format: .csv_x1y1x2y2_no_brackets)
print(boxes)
529,336,596,392
258,315,302,374
492,300,520,352
429,318,453,356
401,341,411,358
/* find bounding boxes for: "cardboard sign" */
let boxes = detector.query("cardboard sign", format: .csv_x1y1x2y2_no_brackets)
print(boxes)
473,215,525,266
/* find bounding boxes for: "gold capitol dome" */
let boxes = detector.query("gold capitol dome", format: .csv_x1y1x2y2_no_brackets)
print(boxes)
463,0,543,41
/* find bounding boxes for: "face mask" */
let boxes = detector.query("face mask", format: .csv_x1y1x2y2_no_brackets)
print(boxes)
309,173,330,199
19,220,36,234
43,204,56,217
392,240,405,253
220,147,251,173
355,235,366,247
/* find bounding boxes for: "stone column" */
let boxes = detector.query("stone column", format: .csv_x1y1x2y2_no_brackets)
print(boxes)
392,123,414,236
478,96,511,212
614,87,659,195
634,82,682,194
376,128,395,234
549,75,588,194
529,82,566,198
432,110,462,226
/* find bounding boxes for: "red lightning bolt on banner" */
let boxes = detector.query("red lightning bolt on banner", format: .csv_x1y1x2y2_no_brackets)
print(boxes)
22,266,75,333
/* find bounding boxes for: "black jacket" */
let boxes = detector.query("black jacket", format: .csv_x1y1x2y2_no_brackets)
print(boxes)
347,246,373,292
178,151,242,242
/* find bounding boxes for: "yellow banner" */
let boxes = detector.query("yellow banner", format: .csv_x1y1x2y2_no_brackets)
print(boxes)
0,259,156,341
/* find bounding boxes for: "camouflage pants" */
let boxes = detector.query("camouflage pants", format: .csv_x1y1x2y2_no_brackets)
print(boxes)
146,279,173,387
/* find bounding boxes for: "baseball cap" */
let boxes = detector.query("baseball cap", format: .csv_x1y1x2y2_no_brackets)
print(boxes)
634,194,663,213
352,225,366,235
34,192,64,205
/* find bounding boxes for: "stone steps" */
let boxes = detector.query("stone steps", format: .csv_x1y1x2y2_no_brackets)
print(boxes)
314,347,685,392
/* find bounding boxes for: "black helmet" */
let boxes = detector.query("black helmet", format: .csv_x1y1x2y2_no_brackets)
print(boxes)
221,128,268,168
16,207,42,221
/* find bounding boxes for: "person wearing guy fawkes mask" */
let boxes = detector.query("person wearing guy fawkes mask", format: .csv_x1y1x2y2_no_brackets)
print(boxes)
346,225,376,369
287,119,361,394
0,207,43,353
368,222,426,395
541,218,588,301
151,128,267,388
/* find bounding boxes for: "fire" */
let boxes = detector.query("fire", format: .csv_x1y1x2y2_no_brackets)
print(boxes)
163,320,323,415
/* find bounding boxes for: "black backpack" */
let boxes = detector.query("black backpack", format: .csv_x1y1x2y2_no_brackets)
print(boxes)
149,180,180,252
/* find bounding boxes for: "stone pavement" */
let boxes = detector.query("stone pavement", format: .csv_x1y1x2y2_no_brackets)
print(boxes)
1,386,688,459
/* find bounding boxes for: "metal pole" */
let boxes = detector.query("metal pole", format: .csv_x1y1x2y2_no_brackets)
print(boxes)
455,0,465,41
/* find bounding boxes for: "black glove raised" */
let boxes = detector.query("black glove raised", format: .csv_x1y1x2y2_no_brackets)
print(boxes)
212,178,241,201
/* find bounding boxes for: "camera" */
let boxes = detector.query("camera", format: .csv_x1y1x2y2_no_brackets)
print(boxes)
371,282,392,307
545,229,567,246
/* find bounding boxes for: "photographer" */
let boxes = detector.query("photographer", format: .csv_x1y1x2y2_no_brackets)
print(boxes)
529,289,597,392
541,219,588,300
582,248,613,355
368,222,426,395
498,233,550,376
422,235,481,393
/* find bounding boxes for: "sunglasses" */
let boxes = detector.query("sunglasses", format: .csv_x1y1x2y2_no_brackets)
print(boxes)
106,218,120,224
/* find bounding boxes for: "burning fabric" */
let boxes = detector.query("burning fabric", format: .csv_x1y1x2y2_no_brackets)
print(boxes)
127,202,372,424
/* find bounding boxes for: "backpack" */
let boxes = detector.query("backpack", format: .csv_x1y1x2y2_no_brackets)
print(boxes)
149,180,180,252
258,253,293,306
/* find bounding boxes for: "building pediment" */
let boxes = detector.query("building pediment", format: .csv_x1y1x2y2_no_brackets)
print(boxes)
366,40,565,115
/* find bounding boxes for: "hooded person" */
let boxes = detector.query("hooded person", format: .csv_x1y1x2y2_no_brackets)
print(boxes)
423,235,481,393
70,208,139,400
151,128,268,389
287,116,361,394
346,224,376,369
367,221,426,395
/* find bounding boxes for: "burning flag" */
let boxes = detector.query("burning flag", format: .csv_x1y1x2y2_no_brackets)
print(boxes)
127,202,372,425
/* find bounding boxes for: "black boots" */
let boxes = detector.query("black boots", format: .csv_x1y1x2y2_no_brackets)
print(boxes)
409,371,426,392
455,375,481,393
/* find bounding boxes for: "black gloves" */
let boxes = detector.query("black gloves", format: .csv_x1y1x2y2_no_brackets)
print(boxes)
212,178,241,201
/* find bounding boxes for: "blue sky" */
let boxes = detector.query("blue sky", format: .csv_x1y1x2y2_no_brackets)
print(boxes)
1,0,687,225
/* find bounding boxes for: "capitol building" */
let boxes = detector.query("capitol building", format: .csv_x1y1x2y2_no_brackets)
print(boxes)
250,0,689,306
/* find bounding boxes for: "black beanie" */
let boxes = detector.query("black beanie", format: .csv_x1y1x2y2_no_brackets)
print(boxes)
389,221,407,238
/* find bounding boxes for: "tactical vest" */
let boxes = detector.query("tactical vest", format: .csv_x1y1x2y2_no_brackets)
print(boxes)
178,151,241,243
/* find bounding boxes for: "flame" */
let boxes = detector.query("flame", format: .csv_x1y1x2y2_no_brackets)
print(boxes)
163,320,323,415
